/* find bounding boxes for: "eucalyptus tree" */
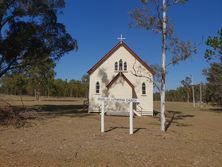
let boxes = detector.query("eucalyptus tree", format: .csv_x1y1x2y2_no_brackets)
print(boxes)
25,60,55,100
204,28,222,104
181,76,192,103
0,73,27,95
129,0,197,131
0,0,77,78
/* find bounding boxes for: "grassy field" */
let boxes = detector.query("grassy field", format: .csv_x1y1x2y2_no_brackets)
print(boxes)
0,95,222,167
0,94,86,106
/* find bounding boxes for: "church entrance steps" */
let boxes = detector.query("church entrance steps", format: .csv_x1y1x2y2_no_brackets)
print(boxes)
106,111,130,117
133,110,142,116
104,110,152,117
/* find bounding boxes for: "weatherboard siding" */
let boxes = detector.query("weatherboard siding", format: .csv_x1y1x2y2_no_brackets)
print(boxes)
88,45,153,115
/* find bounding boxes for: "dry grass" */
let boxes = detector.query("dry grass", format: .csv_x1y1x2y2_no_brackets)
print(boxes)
0,94,87,128
0,95,222,167
0,94,86,106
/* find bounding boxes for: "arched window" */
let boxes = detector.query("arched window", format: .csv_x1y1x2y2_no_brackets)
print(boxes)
142,82,146,95
119,59,123,71
124,62,127,71
115,62,118,71
96,82,100,94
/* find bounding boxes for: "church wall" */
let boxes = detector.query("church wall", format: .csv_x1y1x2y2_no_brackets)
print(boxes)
106,77,132,112
88,45,153,115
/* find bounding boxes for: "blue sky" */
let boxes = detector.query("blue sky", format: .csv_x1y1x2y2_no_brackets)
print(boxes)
55,0,222,90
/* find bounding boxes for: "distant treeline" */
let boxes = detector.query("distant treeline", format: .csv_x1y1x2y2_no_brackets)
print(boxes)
0,72,221,105
154,83,219,104
0,74,89,98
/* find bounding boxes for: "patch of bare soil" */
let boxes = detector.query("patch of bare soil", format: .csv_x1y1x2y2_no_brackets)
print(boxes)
0,102,222,167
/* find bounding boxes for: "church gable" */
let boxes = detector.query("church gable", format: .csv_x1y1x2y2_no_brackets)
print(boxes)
87,41,155,75
106,72,134,89
107,77,132,99
88,40,154,116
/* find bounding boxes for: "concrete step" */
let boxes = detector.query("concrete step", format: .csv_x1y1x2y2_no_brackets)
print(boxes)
106,111,130,117
133,110,142,116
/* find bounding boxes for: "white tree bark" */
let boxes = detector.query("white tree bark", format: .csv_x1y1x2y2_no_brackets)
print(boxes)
129,101,133,135
192,85,195,107
101,101,105,133
191,76,195,107
160,0,167,132
200,83,202,105
187,92,190,103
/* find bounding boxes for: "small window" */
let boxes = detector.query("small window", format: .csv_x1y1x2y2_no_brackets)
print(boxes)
124,62,127,71
115,62,118,71
119,59,123,71
96,82,100,94
142,82,146,95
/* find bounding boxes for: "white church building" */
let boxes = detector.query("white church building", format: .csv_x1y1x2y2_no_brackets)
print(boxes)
87,38,155,116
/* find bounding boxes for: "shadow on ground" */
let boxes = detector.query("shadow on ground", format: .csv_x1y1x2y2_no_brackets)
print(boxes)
33,104,89,118
208,108,222,113
105,126,146,134
0,104,90,128
153,110,194,132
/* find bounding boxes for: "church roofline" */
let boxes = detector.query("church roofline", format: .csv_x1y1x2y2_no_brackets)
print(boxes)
87,41,155,75
106,72,134,89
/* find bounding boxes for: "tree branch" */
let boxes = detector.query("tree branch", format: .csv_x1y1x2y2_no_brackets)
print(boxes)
0,0,17,29
131,59,160,91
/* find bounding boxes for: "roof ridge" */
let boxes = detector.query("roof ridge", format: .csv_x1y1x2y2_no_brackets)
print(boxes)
87,41,155,75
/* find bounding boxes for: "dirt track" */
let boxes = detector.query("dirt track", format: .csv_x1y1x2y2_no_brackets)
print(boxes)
0,101,222,167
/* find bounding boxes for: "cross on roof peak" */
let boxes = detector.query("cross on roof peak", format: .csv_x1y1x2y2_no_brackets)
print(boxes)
117,34,125,43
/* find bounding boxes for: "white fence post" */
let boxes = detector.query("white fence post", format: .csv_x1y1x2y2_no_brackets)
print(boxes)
101,100,105,133
98,97,138,135
129,101,133,135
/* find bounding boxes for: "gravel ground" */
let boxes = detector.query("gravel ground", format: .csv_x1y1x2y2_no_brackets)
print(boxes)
0,101,222,167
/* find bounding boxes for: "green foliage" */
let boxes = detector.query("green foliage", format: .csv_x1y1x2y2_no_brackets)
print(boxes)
204,28,222,105
181,76,191,88
0,74,89,98
205,28,222,62
81,74,89,84
0,73,27,95
181,76,191,102
0,0,77,78
154,84,206,103
204,63,222,104
168,38,197,65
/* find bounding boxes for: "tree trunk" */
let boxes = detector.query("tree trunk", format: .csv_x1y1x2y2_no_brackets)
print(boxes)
199,83,202,104
160,0,167,132
38,90,40,101
19,94,25,109
187,91,190,103
34,89,37,100
70,89,72,97
47,88,49,98
192,84,195,107
35,88,40,101
192,83,196,107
